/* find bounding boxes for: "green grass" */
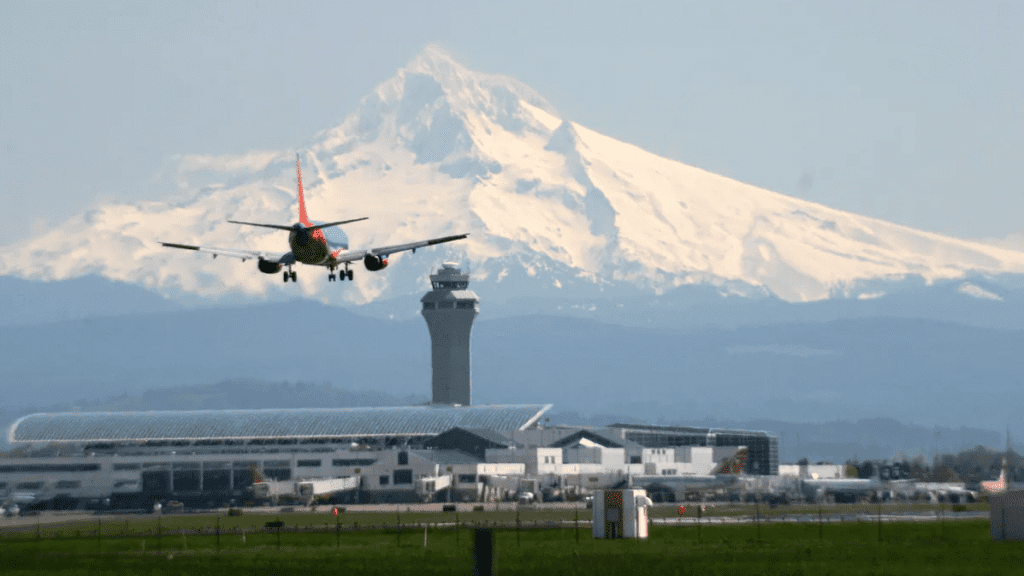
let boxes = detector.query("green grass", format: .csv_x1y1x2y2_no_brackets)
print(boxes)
1,513,1020,575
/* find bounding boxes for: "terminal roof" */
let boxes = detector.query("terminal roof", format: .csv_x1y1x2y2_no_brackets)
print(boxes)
7,404,552,444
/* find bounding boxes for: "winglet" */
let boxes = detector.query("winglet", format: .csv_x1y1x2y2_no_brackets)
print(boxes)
296,153,311,227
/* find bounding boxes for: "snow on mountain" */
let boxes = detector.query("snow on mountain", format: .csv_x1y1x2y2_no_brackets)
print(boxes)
2,44,1023,305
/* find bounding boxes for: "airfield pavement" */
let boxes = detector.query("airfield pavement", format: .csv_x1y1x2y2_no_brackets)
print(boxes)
0,500,990,532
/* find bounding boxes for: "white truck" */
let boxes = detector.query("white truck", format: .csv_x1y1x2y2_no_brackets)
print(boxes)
297,477,359,500
253,477,359,504
414,475,452,502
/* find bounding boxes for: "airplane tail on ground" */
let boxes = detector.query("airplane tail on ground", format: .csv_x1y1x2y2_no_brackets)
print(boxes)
981,428,1014,494
716,447,749,475
981,458,1009,493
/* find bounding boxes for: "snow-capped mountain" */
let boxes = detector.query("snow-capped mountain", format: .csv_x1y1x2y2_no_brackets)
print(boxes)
3,44,1023,306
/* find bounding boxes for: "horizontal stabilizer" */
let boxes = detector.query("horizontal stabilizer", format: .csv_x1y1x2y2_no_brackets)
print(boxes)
308,217,369,231
227,217,369,231
227,220,294,231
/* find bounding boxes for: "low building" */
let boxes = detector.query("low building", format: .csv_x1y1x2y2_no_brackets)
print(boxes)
1,404,550,507
2,407,780,509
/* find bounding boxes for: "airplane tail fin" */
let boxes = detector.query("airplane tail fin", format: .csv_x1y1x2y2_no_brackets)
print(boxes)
716,447,749,475
296,154,311,227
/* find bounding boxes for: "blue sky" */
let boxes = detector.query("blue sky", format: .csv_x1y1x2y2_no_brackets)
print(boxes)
1,0,1021,246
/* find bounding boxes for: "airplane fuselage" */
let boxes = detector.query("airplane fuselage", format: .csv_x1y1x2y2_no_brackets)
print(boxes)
632,474,738,492
289,225,330,265
288,222,349,266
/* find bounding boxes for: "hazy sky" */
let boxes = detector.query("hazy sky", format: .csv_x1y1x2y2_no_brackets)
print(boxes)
1,0,1021,247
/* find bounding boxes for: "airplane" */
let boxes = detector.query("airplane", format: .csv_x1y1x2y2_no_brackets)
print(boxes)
628,448,750,495
910,481,978,503
981,460,1010,494
981,429,1018,494
160,155,469,283
799,475,883,503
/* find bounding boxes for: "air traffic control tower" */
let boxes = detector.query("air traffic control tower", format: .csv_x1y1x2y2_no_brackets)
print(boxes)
421,263,479,406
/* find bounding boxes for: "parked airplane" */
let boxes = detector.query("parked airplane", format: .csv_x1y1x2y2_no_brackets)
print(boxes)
982,461,1010,494
909,481,978,503
629,448,750,494
798,476,881,503
161,155,469,283
981,429,1018,494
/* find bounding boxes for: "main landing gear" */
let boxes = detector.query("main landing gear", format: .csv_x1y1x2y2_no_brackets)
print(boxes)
282,268,297,283
328,266,354,282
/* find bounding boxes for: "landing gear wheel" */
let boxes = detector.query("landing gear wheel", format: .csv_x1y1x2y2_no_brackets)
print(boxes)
290,271,297,282
283,271,289,283
329,273,335,282
347,270,354,281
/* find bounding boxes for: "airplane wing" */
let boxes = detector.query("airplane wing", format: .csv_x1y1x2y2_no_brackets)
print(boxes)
328,233,469,265
159,241,293,264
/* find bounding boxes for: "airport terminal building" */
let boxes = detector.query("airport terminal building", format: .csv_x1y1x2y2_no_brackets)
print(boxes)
1,407,777,509
1,265,779,509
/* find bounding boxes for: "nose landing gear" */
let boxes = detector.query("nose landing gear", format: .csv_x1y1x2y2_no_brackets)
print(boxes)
282,268,297,283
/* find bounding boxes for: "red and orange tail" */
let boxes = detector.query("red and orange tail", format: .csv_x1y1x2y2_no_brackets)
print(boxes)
250,464,263,483
296,154,312,227
716,448,749,475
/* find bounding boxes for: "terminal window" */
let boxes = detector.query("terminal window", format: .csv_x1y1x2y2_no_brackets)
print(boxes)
17,482,44,490
393,469,413,485
333,459,376,467
398,452,409,465
379,475,389,486
297,459,321,468
263,468,291,481
55,480,81,489
0,463,100,473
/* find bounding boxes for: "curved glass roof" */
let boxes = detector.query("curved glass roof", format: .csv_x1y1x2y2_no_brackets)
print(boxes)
7,404,552,444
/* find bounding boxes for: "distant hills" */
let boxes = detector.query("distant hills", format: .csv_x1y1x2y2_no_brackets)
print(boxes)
2,292,1020,460
4,271,1023,331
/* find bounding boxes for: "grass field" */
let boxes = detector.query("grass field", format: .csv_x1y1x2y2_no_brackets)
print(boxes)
0,508,1019,575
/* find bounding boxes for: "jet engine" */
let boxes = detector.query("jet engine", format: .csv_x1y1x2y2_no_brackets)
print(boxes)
258,259,283,274
363,254,389,271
